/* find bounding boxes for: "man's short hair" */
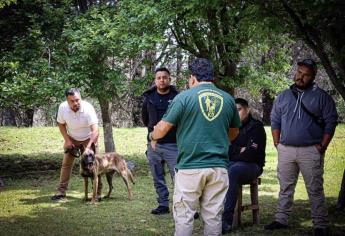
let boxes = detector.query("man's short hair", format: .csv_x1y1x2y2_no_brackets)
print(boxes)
188,58,214,82
155,67,170,75
235,98,249,108
65,88,80,97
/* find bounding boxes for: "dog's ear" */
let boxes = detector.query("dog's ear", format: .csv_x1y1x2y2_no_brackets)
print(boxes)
79,144,85,155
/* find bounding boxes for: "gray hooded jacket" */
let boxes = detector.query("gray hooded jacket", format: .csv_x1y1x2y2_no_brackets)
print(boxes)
271,83,338,146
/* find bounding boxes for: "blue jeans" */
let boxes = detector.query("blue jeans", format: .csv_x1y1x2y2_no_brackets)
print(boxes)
147,143,178,207
222,161,262,223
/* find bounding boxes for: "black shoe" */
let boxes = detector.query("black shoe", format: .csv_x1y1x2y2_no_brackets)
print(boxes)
264,221,288,230
151,206,170,215
222,221,232,235
51,194,66,201
194,212,200,220
313,227,330,236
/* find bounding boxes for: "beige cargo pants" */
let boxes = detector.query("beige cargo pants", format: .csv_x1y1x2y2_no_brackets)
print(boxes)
173,167,229,236
275,144,328,228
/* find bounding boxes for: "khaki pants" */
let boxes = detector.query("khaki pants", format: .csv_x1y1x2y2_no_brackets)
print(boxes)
173,167,229,236
275,144,328,228
56,139,102,195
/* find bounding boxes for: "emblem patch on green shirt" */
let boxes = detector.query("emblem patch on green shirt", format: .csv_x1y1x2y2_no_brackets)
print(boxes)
198,90,224,121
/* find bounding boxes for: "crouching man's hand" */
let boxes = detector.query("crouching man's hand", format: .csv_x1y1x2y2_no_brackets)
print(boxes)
63,140,74,150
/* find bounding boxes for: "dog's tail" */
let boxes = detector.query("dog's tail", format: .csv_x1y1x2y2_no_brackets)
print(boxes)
127,169,135,185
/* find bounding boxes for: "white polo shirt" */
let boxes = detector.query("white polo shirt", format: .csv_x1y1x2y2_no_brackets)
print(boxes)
57,100,98,141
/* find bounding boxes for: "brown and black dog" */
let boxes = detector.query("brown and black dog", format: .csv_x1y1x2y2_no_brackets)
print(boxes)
80,146,135,203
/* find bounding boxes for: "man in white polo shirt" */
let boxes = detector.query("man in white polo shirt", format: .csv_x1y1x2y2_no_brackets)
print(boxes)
51,88,100,201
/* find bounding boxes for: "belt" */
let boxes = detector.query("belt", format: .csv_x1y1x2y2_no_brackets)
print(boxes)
280,143,318,147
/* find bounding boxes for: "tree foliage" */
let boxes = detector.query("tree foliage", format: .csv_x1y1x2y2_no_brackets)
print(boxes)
258,0,345,101
0,0,68,109
0,0,16,8
1,0,344,128
119,0,292,95
61,6,126,99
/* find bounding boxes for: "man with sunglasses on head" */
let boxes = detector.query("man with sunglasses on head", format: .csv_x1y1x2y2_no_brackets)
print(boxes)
266,59,338,236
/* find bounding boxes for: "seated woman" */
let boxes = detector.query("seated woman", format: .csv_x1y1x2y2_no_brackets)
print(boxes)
222,98,266,234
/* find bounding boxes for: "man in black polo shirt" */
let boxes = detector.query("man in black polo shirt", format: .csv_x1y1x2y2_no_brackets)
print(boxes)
142,67,179,215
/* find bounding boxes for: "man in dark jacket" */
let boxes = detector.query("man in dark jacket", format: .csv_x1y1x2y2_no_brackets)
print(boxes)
222,98,266,234
142,67,179,215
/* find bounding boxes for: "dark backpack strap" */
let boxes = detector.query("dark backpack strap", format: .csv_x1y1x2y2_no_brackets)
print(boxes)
290,89,325,128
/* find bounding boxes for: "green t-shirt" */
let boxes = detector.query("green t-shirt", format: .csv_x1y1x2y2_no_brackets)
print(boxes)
162,83,241,169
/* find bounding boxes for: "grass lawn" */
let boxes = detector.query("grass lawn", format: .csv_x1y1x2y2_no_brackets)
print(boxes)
0,126,344,236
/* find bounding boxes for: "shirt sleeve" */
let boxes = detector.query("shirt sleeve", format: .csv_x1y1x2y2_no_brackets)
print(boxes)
270,94,282,130
231,105,241,128
56,104,65,124
232,124,266,163
87,105,98,125
321,93,338,135
141,97,149,127
162,95,183,126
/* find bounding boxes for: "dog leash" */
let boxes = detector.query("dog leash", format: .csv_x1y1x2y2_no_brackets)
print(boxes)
64,147,81,158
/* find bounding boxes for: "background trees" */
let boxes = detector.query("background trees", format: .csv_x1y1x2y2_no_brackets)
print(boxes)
258,0,345,101
0,0,344,139
0,0,67,126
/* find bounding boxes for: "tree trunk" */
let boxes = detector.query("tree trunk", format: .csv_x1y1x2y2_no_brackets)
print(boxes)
214,62,236,96
98,96,115,152
77,0,88,13
337,169,345,210
23,108,34,127
310,43,345,102
0,108,17,126
176,47,183,82
281,0,345,102
261,89,274,125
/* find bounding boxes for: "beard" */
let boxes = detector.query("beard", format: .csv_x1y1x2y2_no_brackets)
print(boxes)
295,80,313,90
294,75,313,90
71,105,80,112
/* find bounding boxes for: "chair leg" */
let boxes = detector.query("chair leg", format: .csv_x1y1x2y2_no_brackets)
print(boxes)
250,182,259,225
232,185,242,228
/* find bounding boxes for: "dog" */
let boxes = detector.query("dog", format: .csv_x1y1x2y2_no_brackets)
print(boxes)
79,146,135,203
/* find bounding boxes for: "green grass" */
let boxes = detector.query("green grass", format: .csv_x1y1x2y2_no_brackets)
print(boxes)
0,126,344,235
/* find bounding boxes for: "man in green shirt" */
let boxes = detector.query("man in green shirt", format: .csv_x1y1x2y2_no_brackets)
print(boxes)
150,58,241,236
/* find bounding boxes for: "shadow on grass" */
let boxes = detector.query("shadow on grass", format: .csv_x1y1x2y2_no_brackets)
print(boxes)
222,195,345,236
0,174,174,236
1,175,344,236
0,152,150,178
0,153,62,176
